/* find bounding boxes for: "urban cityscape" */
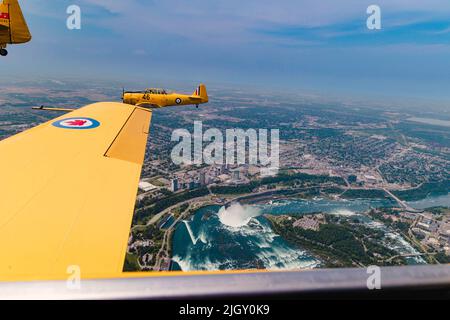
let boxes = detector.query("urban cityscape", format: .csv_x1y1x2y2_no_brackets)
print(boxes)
1,78,449,273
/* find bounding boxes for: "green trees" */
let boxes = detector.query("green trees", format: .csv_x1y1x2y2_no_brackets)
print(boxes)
393,181,450,201
134,188,210,224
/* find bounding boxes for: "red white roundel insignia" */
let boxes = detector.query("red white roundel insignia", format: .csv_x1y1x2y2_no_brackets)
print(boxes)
52,117,100,130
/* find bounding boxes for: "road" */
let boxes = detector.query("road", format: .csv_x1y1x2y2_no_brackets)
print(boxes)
132,194,213,231
152,200,212,270
383,188,422,213
385,252,436,263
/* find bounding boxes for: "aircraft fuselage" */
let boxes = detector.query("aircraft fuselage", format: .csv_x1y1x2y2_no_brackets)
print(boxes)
123,84,209,109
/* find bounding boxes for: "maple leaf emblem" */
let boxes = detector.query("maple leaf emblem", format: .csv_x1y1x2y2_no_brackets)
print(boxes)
66,119,87,126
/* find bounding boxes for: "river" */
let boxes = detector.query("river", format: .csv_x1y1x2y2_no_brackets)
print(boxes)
407,192,450,210
171,195,448,271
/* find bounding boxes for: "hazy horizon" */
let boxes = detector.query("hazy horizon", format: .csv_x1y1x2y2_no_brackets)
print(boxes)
2,1,450,108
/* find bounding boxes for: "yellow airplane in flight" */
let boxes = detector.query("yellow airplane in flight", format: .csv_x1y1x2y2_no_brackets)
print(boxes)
32,84,209,113
122,84,209,108
0,0,31,56
0,98,448,299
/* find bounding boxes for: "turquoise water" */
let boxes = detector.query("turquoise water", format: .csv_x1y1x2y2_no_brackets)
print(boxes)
171,193,448,271
254,197,394,215
171,205,320,271
407,192,450,210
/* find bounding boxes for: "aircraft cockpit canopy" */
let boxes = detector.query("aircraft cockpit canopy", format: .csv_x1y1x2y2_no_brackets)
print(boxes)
145,88,167,94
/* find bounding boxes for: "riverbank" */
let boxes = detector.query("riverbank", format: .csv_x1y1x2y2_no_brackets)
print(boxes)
169,192,443,271
266,214,409,268
128,180,449,272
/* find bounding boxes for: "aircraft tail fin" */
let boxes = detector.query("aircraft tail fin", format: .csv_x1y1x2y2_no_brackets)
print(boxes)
191,84,209,103
0,0,31,44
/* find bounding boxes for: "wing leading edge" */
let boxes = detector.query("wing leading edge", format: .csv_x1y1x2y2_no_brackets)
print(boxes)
0,102,152,281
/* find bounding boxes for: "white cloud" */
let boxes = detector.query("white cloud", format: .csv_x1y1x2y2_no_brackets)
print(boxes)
73,0,450,45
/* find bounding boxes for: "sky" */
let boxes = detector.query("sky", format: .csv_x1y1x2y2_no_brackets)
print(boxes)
3,0,450,102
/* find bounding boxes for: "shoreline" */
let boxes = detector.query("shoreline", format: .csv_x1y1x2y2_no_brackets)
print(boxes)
131,181,449,272
167,192,449,271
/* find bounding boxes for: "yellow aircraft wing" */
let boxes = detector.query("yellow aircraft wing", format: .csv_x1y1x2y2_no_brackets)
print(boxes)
0,102,152,281
0,0,31,44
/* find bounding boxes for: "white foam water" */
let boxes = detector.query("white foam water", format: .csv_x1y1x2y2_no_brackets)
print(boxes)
328,209,356,216
217,203,262,228
183,220,207,245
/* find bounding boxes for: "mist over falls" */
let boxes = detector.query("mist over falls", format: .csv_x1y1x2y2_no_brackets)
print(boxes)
182,203,262,245
217,203,262,228
172,205,320,271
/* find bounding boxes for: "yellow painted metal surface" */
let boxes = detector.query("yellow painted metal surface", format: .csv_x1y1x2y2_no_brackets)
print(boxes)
0,99,267,283
0,100,290,284
0,0,31,45
105,108,152,164
123,84,208,108
0,102,151,281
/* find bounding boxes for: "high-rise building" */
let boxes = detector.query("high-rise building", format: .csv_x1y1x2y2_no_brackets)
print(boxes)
170,178,179,192
232,170,240,181
199,171,206,185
